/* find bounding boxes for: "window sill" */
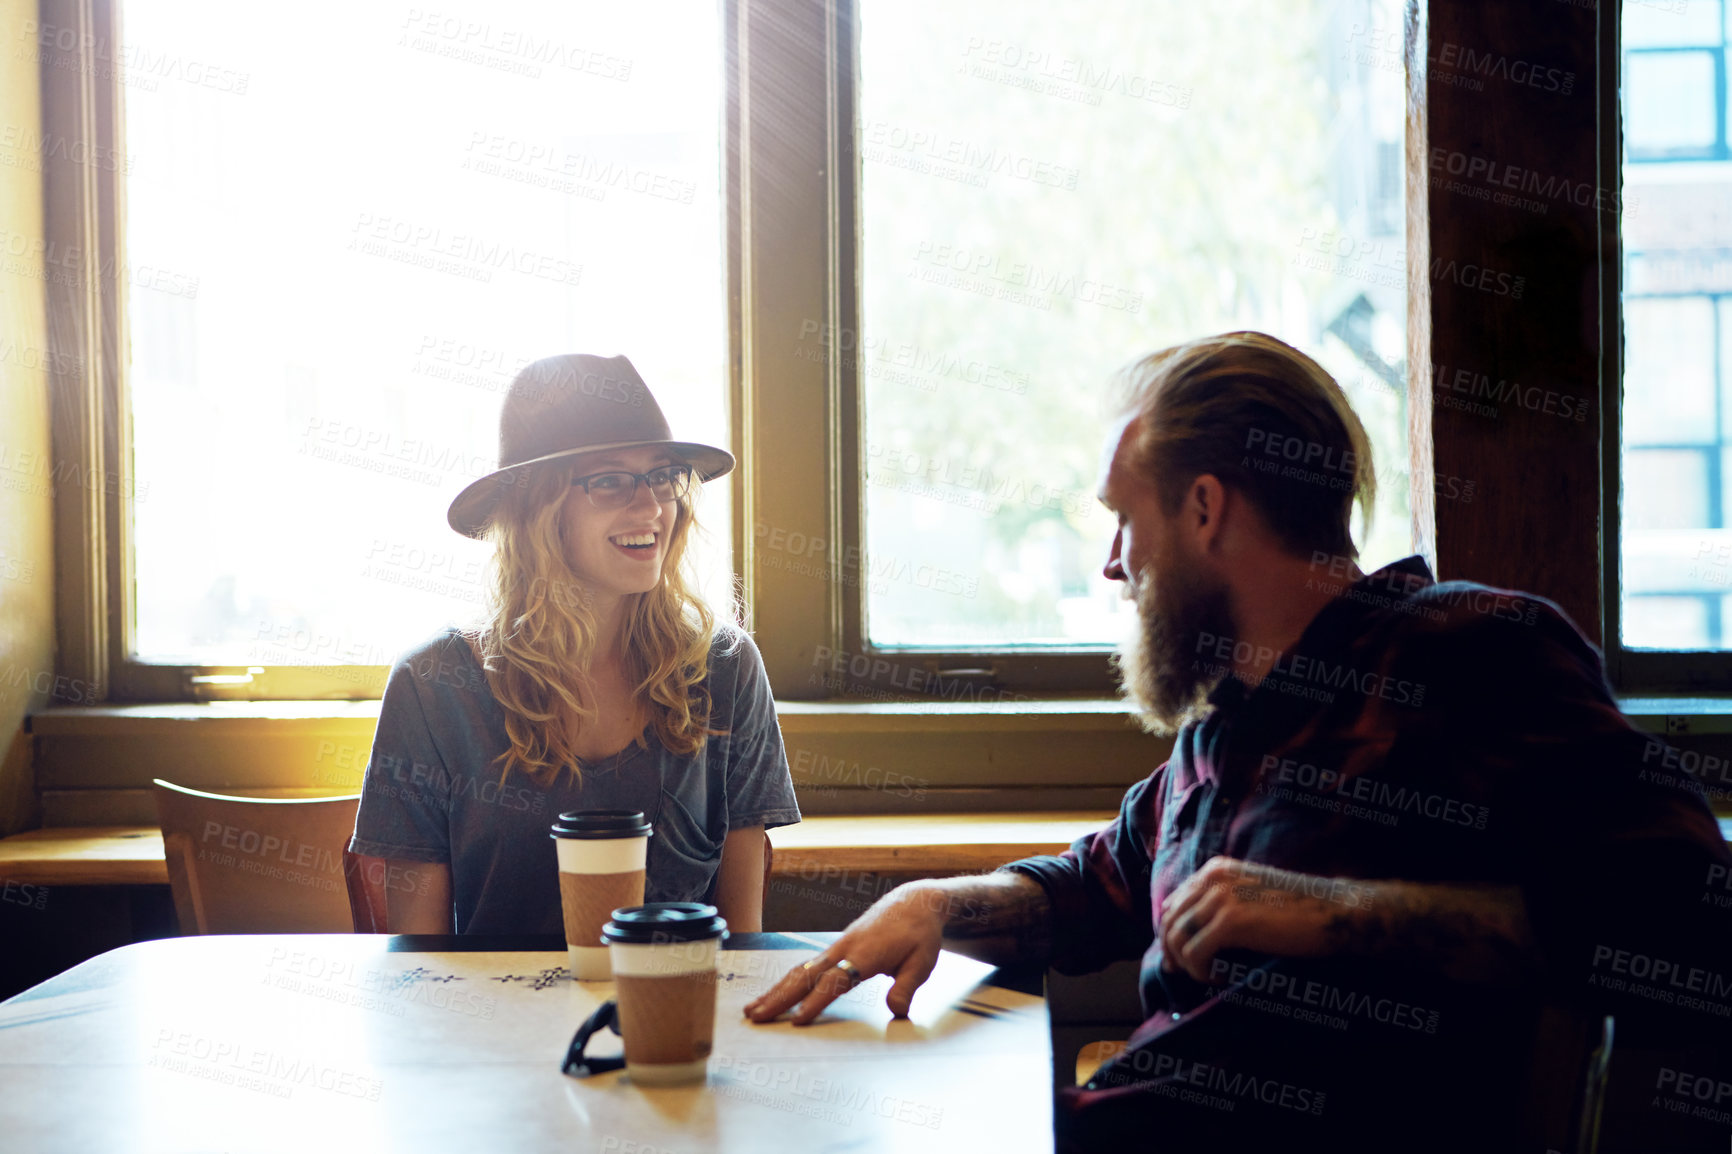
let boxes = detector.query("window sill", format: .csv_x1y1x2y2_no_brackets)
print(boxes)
32,691,1728,727
31,700,385,735
26,695,1732,827
1615,697,1732,734
31,695,1144,729
27,697,1168,827
0,810,1126,887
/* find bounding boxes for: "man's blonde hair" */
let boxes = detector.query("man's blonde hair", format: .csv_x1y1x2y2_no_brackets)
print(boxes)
1115,331,1376,559
475,460,719,786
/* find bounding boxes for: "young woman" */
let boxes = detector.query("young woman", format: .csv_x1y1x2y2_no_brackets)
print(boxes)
349,353,798,934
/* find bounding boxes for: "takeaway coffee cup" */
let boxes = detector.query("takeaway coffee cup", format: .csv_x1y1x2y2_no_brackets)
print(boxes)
551,810,653,980
561,903,728,1085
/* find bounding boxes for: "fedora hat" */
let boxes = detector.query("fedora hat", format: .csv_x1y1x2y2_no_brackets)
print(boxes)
447,353,734,538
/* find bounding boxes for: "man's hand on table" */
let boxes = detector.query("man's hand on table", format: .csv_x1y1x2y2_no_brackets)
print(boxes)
1158,855,1368,984
743,881,946,1025
744,871,1052,1026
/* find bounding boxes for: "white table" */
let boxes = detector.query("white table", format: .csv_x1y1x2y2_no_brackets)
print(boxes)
0,932,1052,1153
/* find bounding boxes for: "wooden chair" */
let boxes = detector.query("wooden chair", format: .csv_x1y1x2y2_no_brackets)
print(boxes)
151,779,359,935
1046,959,1143,1092
1569,1015,1614,1154
1052,968,1615,1152
343,849,391,933
761,831,773,917
1523,1002,1616,1154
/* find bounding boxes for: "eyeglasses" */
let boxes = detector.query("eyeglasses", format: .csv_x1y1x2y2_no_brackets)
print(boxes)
570,464,695,509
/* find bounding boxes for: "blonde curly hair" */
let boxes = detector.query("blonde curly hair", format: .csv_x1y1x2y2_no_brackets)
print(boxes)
473,458,719,786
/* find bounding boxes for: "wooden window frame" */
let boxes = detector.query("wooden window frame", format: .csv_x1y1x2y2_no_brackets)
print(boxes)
43,0,1719,706
41,0,388,702
1414,0,1729,698
1602,0,1732,692
727,0,1115,700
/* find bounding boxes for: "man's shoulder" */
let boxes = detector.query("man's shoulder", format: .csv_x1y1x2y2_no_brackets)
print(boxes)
1344,559,1586,649
1339,560,1552,633
1351,573,1611,704
1407,579,1557,628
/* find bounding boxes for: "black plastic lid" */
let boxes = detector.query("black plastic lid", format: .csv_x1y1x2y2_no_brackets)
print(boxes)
601,902,729,945
550,809,653,840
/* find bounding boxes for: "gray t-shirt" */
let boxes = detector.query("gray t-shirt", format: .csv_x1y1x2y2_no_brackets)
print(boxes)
349,625,800,934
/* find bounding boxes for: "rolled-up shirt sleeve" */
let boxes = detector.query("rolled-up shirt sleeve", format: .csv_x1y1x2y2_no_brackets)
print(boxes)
349,659,453,862
1001,769,1163,975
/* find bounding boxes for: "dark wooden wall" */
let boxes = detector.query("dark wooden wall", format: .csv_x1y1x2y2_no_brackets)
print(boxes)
1418,1,1608,643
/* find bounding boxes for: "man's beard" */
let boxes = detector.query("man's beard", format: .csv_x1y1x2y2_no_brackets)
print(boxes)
1115,563,1234,735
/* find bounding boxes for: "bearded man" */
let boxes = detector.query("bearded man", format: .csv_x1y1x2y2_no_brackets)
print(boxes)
745,332,1731,1151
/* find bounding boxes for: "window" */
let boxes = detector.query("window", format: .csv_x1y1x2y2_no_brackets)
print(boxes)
47,0,1414,703
100,2,730,695
852,0,1409,651
38,0,1727,801
739,0,1410,696
1620,0,1732,653
1623,0,1725,161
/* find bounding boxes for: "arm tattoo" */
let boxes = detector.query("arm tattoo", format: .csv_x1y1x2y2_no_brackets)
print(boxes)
1323,881,1541,986
937,872,1055,966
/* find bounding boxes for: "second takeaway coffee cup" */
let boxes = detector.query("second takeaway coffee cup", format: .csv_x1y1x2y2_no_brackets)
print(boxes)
551,809,652,980
561,903,728,1085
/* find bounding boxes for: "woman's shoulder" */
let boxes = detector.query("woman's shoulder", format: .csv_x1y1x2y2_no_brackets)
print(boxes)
391,625,477,667
704,621,765,679
700,624,779,712
389,627,491,697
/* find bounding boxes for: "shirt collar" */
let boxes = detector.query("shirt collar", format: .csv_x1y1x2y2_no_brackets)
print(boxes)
1302,554,1435,646
1201,554,1435,714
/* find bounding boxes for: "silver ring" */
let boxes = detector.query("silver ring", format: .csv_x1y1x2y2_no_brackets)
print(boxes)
833,959,863,987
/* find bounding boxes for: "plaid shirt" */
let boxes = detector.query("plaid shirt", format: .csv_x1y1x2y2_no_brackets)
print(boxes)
1007,557,1732,1147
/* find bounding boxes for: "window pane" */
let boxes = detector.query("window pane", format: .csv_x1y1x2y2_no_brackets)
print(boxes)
1623,527,1732,595
1623,298,1717,445
1724,298,1732,438
1623,0,1723,48
1625,449,1711,530
857,0,1408,648
1624,595,1712,650
1726,445,1732,513
1624,50,1718,156
123,2,727,665
1622,12,1732,652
